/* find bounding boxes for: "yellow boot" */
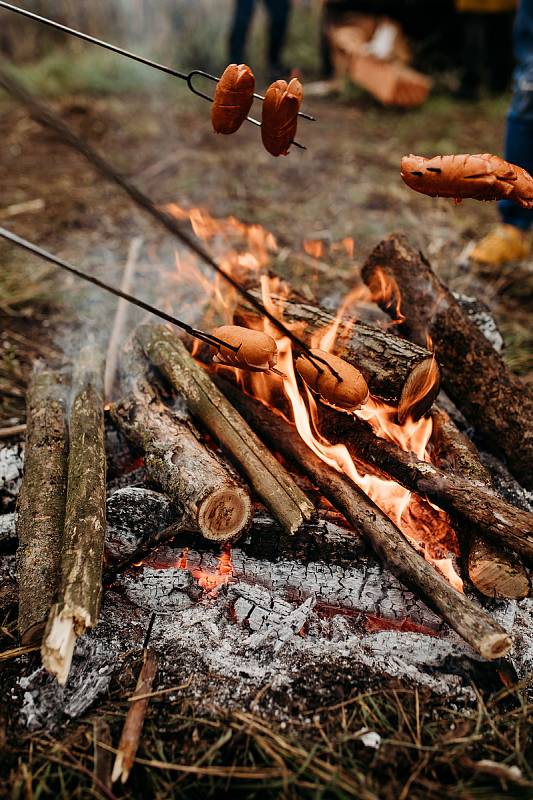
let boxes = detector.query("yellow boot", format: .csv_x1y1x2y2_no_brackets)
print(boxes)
470,224,530,266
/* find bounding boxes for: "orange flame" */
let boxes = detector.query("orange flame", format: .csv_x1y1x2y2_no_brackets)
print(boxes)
157,203,461,591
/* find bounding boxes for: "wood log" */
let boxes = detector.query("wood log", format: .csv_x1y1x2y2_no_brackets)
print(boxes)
316,404,533,563
431,408,530,600
137,324,315,535
111,648,157,784
42,347,106,685
361,234,533,487
16,370,68,645
216,378,512,660
236,288,439,421
111,338,251,543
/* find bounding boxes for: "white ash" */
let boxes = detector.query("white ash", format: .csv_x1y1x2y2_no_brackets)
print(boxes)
0,444,23,512
0,511,16,546
454,293,504,353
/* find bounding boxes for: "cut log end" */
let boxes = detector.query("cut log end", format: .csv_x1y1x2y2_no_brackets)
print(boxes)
197,485,252,542
398,357,441,423
479,631,513,661
468,541,531,600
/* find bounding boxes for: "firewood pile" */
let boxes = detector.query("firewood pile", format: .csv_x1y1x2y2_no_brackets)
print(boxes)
1,227,532,766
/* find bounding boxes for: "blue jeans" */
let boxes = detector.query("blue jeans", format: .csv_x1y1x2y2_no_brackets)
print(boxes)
229,0,290,69
499,0,533,230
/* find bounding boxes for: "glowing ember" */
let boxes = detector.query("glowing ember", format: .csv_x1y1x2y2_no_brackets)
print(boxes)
179,547,235,594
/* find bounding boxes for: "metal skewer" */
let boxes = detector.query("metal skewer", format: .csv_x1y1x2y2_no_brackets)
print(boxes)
0,0,314,150
0,226,239,354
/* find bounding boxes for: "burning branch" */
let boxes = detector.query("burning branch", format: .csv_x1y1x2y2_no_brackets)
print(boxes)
362,234,533,487
431,408,529,600
16,370,68,644
137,324,315,535
42,346,106,685
216,378,512,660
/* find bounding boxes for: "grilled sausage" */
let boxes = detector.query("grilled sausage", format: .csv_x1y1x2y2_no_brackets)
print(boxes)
296,349,369,411
211,325,278,371
211,64,255,135
261,77,303,157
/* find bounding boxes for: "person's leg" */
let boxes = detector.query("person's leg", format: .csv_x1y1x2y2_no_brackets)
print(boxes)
229,0,256,64
264,0,290,74
457,12,486,101
471,2,533,263
499,2,533,231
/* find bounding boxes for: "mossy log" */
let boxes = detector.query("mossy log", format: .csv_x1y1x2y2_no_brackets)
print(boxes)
16,370,68,645
42,347,106,685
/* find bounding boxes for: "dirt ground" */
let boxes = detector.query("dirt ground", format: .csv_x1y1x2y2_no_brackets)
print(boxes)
1,87,532,798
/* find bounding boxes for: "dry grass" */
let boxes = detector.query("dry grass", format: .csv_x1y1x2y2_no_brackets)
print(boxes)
2,669,531,799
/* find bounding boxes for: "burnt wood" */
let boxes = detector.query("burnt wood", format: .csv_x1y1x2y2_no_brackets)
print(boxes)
431,408,530,600
111,338,252,544
137,324,315,535
317,404,533,563
216,377,512,660
362,234,533,487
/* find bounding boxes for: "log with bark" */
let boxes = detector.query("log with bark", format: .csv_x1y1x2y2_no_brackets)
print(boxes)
136,324,315,534
431,408,530,599
236,288,439,421
16,370,69,645
317,404,533,563
215,377,512,660
111,337,252,543
361,234,533,487
42,346,106,685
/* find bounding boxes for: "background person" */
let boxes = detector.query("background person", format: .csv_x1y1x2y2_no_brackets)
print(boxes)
229,0,291,79
471,0,533,264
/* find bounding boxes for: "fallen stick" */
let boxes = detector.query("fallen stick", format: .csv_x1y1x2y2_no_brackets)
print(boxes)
0,423,26,440
216,378,512,660
42,346,106,685
104,236,143,400
317,404,533,563
111,337,252,543
236,288,439,421
362,234,533,487
431,408,530,600
111,647,157,784
137,324,315,534
16,370,68,644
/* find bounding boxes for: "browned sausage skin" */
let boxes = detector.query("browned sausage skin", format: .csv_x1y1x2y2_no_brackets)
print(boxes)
211,64,255,135
261,78,304,157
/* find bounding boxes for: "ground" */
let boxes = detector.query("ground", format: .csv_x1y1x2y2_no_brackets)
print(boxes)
0,82,532,798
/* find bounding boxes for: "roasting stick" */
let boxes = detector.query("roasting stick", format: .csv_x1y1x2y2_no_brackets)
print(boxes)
0,69,339,383
216,378,512,660
42,346,106,685
0,1,314,144
104,236,143,400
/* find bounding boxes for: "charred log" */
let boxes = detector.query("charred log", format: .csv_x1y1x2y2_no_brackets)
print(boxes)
216,377,512,660
317,404,533,563
42,347,106,685
431,408,530,600
16,370,69,645
111,338,252,544
362,234,533,487
236,288,439,421
137,324,315,535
